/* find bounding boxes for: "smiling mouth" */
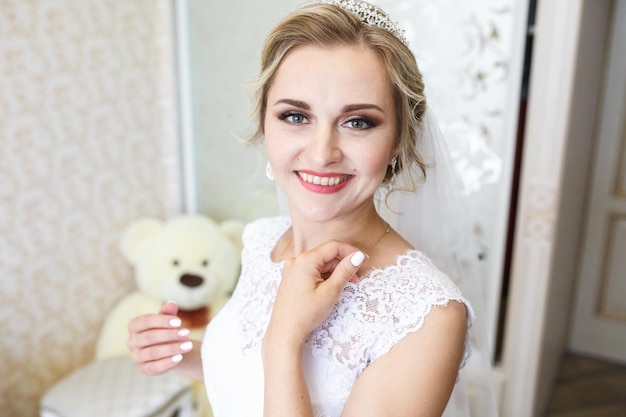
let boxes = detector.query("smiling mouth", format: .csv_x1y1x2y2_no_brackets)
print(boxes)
297,172,351,186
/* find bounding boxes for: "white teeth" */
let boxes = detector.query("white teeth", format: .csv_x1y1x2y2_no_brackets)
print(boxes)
298,172,347,186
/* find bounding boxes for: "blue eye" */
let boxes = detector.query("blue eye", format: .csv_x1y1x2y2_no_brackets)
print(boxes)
279,112,307,124
345,117,374,129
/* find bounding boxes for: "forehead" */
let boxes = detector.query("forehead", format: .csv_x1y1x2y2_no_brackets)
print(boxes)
268,44,393,105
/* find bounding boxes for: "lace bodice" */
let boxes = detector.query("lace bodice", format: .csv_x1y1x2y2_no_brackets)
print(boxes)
202,216,473,417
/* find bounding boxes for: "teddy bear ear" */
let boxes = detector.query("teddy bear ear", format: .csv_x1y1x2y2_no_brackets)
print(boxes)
219,219,246,252
119,218,163,264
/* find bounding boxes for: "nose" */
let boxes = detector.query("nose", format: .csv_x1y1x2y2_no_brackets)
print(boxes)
180,273,204,288
307,124,342,165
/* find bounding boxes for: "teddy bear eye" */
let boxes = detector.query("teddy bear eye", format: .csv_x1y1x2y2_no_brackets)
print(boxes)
172,259,179,267
201,259,209,267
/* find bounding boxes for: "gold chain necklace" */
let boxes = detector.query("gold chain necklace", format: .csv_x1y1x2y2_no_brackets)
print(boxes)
362,222,390,254
279,223,390,260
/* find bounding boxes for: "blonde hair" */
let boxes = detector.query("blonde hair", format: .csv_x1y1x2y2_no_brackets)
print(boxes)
247,2,427,189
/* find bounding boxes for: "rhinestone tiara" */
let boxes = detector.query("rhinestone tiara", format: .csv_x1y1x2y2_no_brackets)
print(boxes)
320,0,408,46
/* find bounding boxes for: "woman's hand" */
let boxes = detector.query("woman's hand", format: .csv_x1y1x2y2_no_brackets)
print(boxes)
265,241,365,349
262,241,365,416
127,301,195,376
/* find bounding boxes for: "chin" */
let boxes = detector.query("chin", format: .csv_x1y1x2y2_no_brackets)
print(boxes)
291,205,345,224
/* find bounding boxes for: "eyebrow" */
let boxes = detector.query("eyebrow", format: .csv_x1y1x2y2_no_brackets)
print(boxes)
343,103,385,113
273,99,310,109
273,99,384,113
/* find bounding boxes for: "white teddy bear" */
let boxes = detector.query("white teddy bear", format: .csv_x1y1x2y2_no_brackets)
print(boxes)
96,214,245,417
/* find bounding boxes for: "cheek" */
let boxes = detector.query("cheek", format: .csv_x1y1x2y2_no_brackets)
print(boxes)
265,136,289,164
355,146,392,175
263,119,283,152
265,127,301,163
263,124,279,159
265,141,298,179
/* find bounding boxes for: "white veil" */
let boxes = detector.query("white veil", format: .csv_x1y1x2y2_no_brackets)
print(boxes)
378,109,499,417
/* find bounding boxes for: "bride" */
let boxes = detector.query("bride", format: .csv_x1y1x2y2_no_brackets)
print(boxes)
128,1,498,416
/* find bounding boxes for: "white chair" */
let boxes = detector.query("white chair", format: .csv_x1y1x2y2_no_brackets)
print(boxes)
40,356,194,417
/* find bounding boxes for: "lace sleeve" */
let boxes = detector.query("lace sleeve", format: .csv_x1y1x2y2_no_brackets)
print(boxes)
367,251,474,368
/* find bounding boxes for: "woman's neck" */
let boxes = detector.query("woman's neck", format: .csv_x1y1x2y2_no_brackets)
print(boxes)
287,209,388,258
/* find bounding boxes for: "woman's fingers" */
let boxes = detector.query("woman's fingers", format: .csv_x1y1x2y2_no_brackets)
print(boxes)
270,241,365,343
127,301,191,376
128,326,189,350
128,301,182,334
307,240,364,283
132,337,193,363
131,338,194,373
329,250,365,283
160,300,179,316
128,326,193,375
128,313,181,335
132,339,194,375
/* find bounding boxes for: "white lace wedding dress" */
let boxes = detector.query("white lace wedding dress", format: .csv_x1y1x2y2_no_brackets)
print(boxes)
201,216,473,417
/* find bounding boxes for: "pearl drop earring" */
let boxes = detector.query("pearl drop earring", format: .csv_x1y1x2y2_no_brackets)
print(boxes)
265,161,274,181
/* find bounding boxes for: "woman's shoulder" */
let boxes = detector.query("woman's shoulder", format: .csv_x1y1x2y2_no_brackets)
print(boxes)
356,250,473,365
356,249,474,327
361,249,465,299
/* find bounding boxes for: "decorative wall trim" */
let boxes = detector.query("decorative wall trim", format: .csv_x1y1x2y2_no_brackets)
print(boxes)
596,213,626,320
615,111,626,198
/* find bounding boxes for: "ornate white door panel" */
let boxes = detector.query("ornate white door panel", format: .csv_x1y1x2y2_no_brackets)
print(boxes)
569,0,626,364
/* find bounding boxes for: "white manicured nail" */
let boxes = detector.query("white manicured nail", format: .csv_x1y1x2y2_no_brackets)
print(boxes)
177,328,190,337
169,318,181,327
350,251,365,267
180,341,193,351
171,354,183,363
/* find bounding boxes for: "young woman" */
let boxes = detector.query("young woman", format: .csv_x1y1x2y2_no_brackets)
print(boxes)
128,2,489,416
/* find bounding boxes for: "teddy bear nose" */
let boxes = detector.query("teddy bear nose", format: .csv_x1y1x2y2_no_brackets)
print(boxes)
180,274,204,288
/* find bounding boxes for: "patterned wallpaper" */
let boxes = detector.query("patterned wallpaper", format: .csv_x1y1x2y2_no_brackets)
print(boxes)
0,1,180,416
